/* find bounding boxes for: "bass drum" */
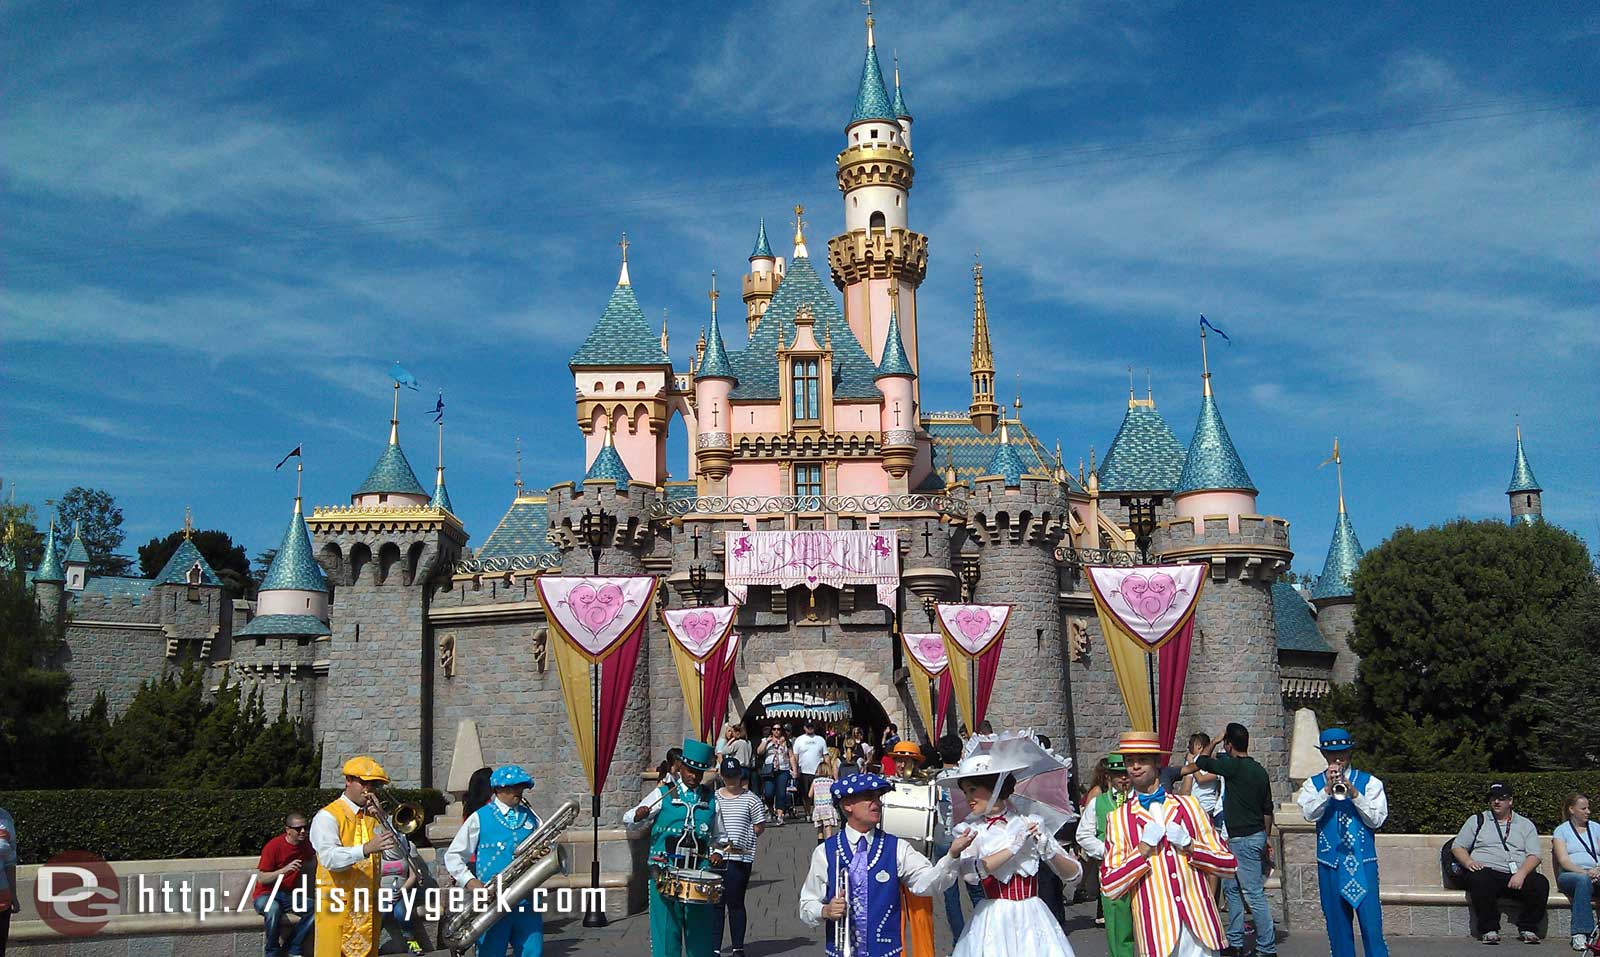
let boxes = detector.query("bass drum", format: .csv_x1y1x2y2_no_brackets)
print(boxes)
880,781,938,847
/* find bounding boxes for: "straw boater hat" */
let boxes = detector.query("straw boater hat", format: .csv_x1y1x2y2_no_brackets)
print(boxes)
933,751,1033,790
889,740,925,762
1114,731,1170,755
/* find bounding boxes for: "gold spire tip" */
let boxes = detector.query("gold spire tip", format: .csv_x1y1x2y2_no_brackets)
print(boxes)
792,204,806,245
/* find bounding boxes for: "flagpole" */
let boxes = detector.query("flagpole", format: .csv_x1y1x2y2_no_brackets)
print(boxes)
390,381,400,444
1200,319,1212,397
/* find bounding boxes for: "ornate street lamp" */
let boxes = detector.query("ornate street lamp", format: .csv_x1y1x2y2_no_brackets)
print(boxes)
579,507,610,575
959,558,981,602
1121,495,1163,564
575,505,612,927
688,563,708,607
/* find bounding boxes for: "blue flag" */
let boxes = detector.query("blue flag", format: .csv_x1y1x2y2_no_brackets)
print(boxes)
390,362,419,391
433,392,445,424
1199,315,1231,344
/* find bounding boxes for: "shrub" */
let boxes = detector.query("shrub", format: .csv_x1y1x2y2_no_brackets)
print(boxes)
0,788,448,864
1380,772,1600,834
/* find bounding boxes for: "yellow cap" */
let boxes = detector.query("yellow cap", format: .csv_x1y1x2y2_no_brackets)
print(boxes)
342,755,389,783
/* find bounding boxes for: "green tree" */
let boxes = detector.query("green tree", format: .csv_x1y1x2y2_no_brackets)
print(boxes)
138,529,253,598
1348,518,1598,771
252,549,279,588
96,667,211,787
58,486,131,577
0,491,46,571
1527,585,1600,769
0,570,85,788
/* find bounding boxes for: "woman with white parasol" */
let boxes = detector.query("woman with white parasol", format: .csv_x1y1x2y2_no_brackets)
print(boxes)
935,733,1084,957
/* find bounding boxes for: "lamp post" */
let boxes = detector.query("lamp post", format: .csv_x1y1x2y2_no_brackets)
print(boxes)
1120,495,1164,734
577,506,611,928
688,563,708,607
959,558,981,602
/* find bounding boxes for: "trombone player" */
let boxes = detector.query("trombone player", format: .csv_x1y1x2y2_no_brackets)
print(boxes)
443,765,546,957
310,756,396,957
1295,728,1390,957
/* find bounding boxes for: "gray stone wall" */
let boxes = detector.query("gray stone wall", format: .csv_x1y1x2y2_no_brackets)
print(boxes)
59,590,168,713
1314,598,1359,685
227,630,321,722
1063,608,1137,773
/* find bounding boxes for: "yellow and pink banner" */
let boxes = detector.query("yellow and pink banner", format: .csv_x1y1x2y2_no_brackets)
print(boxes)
900,632,953,741
1085,564,1206,753
934,603,1011,731
661,605,741,741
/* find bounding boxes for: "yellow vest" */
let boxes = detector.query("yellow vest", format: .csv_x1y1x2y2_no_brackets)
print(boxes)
314,797,380,957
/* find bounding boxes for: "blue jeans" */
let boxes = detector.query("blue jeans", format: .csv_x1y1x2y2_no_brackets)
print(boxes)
1559,871,1600,936
253,891,313,957
933,838,965,938
1223,830,1277,955
762,770,793,812
712,859,753,953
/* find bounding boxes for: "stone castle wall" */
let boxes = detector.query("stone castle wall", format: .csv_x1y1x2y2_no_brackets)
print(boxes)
1314,598,1359,685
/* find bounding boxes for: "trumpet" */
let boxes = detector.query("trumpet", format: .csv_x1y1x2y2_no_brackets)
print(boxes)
1327,769,1350,801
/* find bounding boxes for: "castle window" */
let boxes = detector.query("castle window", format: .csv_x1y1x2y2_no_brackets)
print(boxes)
792,359,820,421
794,463,823,497
636,380,646,391
870,211,886,232
615,381,625,391
594,381,603,392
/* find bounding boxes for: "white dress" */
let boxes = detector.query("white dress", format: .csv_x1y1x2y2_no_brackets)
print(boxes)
952,808,1081,957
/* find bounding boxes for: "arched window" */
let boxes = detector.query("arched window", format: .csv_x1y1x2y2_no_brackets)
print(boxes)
792,359,820,421
615,381,625,391
594,381,603,392
636,380,646,391
870,211,886,232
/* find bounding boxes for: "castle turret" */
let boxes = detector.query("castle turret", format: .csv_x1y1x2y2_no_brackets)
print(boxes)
1507,423,1542,524
742,220,780,335
63,521,90,592
354,383,430,508
1309,438,1364,684
892,51,913,149
1098,384,1186,498
875,286,917,491
828,10,927,399
33,519,65,621
968,258,1001,435
430,398,455,515
1172,325,1257,533
570,235,674,485
695,273,737,494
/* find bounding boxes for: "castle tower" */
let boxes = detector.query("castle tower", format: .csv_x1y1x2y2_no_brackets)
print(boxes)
875,285,918,492
148,519,225,665
430,400,455,515
570,235,675,485
968,258,1001,434
1507,423,1542,524
33,519,65,622
892,51,913,150
1309,439,1365,685
309,390,469,786
63,521,90,592
1160,327,1291,791
828,10,928,398
742,220,780,335
695,273,737,494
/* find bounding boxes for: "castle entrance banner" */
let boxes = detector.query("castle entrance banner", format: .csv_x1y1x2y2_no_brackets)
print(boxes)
699,631,741,741
662,605,739,741
1084,564,1206,755
724,530,900,608
934,603,1012,732
535,575,658,793
901,632,954,740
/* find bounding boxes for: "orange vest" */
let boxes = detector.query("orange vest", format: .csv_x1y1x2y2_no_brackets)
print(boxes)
314,797,381,957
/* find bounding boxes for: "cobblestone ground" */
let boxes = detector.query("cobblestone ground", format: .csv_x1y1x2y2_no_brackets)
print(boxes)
424,819,1508,956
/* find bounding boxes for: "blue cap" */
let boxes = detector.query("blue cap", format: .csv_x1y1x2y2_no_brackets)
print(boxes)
831,772,894,802
720,757,748,778
491,765,534,788
1318,729,1355,752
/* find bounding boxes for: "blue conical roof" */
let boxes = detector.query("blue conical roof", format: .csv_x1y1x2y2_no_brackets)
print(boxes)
985,427,1027,486
35,523,65,583
355,441,428,497
1175,391,1257,494
64,523,90,565
1099,403,1186,493
875,310,916,379
851,41,896,124
750,219,773,260
1507,432,1540,494
892,74,910,119
430,472,455,514
570,281,671,367
699,307,737,381
1311,511,1364,600
584,439,633,489
259,502,329,593
153,539,222,586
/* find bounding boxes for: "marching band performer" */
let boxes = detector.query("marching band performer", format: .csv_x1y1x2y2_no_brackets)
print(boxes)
625,738,719,957
1101,732,1237,957
886,742,938,957
443,765,545,957
1295,728,1390,957
310,756,395,957
937,752,1084,957
798,772,965,957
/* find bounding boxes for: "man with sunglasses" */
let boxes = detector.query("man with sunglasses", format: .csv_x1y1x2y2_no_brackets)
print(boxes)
254,812,316,957
1452,783,1548,944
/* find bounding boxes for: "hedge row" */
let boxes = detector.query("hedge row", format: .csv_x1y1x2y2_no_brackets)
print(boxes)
0,788,448,865
1374,772,1600,834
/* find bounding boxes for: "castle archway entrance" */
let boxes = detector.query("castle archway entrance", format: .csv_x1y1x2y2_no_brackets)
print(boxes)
740,671,890,743
731,650,908,751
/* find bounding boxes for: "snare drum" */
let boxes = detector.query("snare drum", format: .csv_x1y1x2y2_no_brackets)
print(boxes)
656,867,723,904
881,781,938,847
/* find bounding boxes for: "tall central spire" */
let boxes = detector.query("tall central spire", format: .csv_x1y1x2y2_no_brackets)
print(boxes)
968,253,1000,434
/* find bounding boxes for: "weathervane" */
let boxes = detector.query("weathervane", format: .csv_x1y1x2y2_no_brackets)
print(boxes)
182,506,194,541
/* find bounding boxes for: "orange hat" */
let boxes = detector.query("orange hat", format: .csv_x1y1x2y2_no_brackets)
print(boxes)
342,755,390,783
890,741,924,762
1114,731,1168,755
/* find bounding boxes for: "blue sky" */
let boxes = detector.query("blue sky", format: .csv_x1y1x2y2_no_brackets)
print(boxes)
5,1,1597,572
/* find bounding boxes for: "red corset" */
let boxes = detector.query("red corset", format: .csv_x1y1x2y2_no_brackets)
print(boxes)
980,874,1038,900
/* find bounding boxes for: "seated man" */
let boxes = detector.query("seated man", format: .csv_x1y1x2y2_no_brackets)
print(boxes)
1451,783,1549,944
254,812,316,957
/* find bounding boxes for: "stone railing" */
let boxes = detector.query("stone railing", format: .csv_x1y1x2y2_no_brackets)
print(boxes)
646,492,966,520
452,552,562,574
1053,546,1139,568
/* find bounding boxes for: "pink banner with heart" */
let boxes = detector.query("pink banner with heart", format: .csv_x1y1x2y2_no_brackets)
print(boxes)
901,632,949,678
935,603,1012,731
698,631,741,741
663,605,738,663
935,603,1010,658
723,529,900,609
1083,564,1206,652
535,576,659,663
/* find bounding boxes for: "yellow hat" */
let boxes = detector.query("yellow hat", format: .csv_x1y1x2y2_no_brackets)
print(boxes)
1115,731,1169,755
342,755,390,783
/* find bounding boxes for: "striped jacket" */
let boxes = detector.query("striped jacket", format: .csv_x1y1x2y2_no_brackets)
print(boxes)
1100,792,1237,957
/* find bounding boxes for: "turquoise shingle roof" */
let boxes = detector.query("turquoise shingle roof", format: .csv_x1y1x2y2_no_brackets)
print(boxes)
1311,510,1364,600
35,524,65,582
584,441,633,489
237,614,331,638
923,417,1078,491
664,483,699,502
851,42,896,124
985,436,1027,486
259,504,329,594
699,308,737,381
78,576,153,600
892,78,910,119
478,496,559,560
728,256,880,400
431,474,455,514
1274,581,1333,654
1507,434,1540,494
152,539,222,587
1175,392,1257,494
875,310,916,380
570,282,671,367
64,525,90,565
750,220,773,260
1099,403,1186,493
355,442,428,497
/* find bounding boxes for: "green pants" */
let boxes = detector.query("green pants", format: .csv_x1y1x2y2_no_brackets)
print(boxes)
1103,892,1135,957
649,878,715,957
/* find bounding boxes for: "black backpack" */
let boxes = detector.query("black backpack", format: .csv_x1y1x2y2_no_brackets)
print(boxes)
1442,812,1487,889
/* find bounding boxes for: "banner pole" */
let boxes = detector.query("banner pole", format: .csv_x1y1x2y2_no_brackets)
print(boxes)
584,659,608,927
1146,652,1158,747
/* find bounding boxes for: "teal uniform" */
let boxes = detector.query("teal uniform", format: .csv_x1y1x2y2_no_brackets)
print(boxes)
647,781,718,957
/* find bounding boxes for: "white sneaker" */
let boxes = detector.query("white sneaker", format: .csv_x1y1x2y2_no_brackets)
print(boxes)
1572,934,1586,952
1483,931,1501,944
1520,930,1541,944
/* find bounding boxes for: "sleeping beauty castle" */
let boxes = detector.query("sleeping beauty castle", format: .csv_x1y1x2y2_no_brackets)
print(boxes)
25,12,1551,838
